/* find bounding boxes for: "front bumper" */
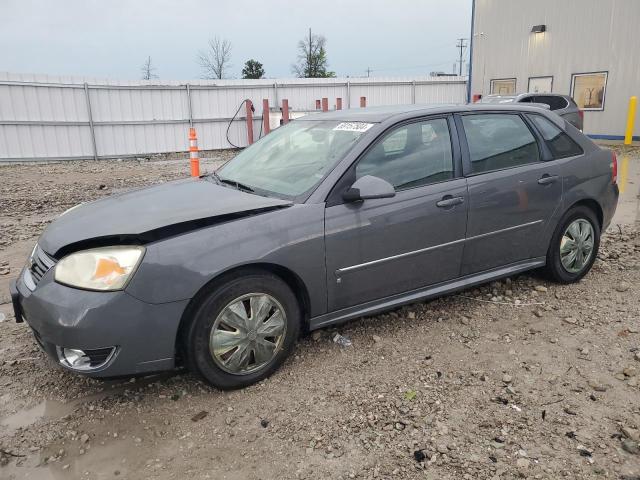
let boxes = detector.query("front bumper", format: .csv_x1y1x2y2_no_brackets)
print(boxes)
10,270,189,377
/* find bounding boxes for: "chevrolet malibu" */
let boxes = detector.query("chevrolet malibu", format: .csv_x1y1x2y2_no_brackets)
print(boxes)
10,104,618,389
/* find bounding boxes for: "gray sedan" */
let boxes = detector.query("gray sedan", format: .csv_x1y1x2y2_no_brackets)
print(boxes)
10,104,618,389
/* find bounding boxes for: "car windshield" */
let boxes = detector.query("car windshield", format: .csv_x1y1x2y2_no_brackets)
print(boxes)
216,120,370,199
478,96,516,104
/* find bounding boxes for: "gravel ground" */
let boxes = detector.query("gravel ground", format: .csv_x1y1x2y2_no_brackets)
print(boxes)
1,146,639,480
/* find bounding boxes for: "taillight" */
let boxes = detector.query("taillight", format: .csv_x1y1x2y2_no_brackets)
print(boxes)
611,151,618,184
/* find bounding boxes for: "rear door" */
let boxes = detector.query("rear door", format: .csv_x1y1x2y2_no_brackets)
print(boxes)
456,112,563,275
324,116,468,311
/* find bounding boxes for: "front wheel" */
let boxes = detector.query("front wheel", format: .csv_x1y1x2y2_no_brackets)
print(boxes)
184,272,300,389
545,206,600,283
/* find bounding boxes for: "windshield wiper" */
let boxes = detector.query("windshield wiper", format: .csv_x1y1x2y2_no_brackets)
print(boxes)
212,172,255,193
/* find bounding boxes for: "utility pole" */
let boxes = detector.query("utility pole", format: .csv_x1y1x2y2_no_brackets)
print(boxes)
456,38,468,76
366,67,371,78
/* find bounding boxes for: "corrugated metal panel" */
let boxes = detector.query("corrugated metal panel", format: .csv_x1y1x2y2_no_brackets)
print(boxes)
470,0,640,137
0,72,467,161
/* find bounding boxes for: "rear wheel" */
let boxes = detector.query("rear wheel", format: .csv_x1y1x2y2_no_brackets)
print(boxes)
545,206,600,283
184,272,300,389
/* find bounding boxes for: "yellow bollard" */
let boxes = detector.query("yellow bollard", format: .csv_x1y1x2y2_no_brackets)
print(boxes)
624,96,637,145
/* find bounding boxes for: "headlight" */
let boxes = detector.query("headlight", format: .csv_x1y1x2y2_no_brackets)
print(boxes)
54,246,145,291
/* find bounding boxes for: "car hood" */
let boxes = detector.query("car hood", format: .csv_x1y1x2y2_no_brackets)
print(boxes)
39,178,292,257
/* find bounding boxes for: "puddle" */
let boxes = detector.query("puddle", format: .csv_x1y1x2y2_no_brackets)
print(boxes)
611,153,640,226
0,399,74,434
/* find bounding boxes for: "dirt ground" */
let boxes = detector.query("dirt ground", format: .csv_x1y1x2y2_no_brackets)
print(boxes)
1,146,639,480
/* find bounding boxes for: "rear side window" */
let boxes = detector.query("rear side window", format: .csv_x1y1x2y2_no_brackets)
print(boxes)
461,114,540,174
534,95,569,110
528,115,583,159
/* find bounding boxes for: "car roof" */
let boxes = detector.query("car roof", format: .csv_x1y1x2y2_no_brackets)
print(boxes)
298,103,557,123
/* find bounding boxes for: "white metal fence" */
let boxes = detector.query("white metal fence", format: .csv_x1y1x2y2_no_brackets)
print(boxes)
0,72,467,162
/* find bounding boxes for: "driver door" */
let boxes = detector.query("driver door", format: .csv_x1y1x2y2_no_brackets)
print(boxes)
324,116,468,311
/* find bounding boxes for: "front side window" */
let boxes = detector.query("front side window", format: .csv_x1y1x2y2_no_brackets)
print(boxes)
462,114,540,174
218,120,369,199
355,118,454,190
528,114,583,159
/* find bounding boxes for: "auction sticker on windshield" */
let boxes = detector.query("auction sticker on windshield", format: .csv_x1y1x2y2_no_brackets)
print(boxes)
333,122,374,132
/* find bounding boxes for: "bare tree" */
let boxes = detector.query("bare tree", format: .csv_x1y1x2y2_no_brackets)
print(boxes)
140,56,158,80
198,36,233,79
292,29,335,78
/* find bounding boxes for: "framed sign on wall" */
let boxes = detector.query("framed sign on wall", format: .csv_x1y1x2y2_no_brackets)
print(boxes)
528,76,553,93
571,72,608,110
490,78,516,95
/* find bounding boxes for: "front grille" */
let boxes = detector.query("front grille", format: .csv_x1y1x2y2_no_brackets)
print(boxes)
28,245,56,287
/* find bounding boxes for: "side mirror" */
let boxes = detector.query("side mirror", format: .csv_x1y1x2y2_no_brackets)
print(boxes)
342,175,396,202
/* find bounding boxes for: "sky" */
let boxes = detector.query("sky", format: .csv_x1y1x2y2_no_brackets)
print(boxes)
0,0,472,80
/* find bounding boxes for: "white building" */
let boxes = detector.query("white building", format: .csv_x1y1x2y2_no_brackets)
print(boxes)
469,0,640,140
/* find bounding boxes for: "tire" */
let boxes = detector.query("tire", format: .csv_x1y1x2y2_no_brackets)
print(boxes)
545,206,600,284
183,271,300,390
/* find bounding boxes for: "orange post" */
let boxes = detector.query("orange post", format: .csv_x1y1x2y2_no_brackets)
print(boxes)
336,98,342,110
321,97,329,112
262,99,270,135
360,96,367,108
188,127,200,177
282,99,290,124
245,100,254,145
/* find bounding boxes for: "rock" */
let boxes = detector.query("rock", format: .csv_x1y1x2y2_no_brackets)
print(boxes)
505,386,517,395
622,427,640,442
407,311,416,319
437,444,449,454
516,458,530,469
372,335,382,343
588,381,607,392
623,367,637,377
191,411,208,422
533,310,543,318
622,439,640,455
563,317,577,325
564,406,578,415
0,313,5,323
534,285,548,293
312,331,322,342
79,434,89,444
616,282,630,292
635,352,640,362
502,374,513,384
413,450,427,462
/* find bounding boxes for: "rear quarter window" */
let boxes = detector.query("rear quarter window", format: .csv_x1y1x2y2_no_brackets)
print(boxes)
528,114,583,159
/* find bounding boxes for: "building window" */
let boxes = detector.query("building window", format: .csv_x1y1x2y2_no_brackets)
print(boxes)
528,76,553,93
571,72,608,111
490,78,516,95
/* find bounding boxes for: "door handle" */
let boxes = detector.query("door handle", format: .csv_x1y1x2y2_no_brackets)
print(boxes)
538,174,559,185
436,195,465,208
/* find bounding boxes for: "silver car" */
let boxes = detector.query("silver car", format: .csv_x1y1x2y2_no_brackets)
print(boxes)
479,93,584,131
10,104,618,389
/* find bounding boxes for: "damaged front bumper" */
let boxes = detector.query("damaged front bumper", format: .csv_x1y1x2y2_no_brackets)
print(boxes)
10,269,189,378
